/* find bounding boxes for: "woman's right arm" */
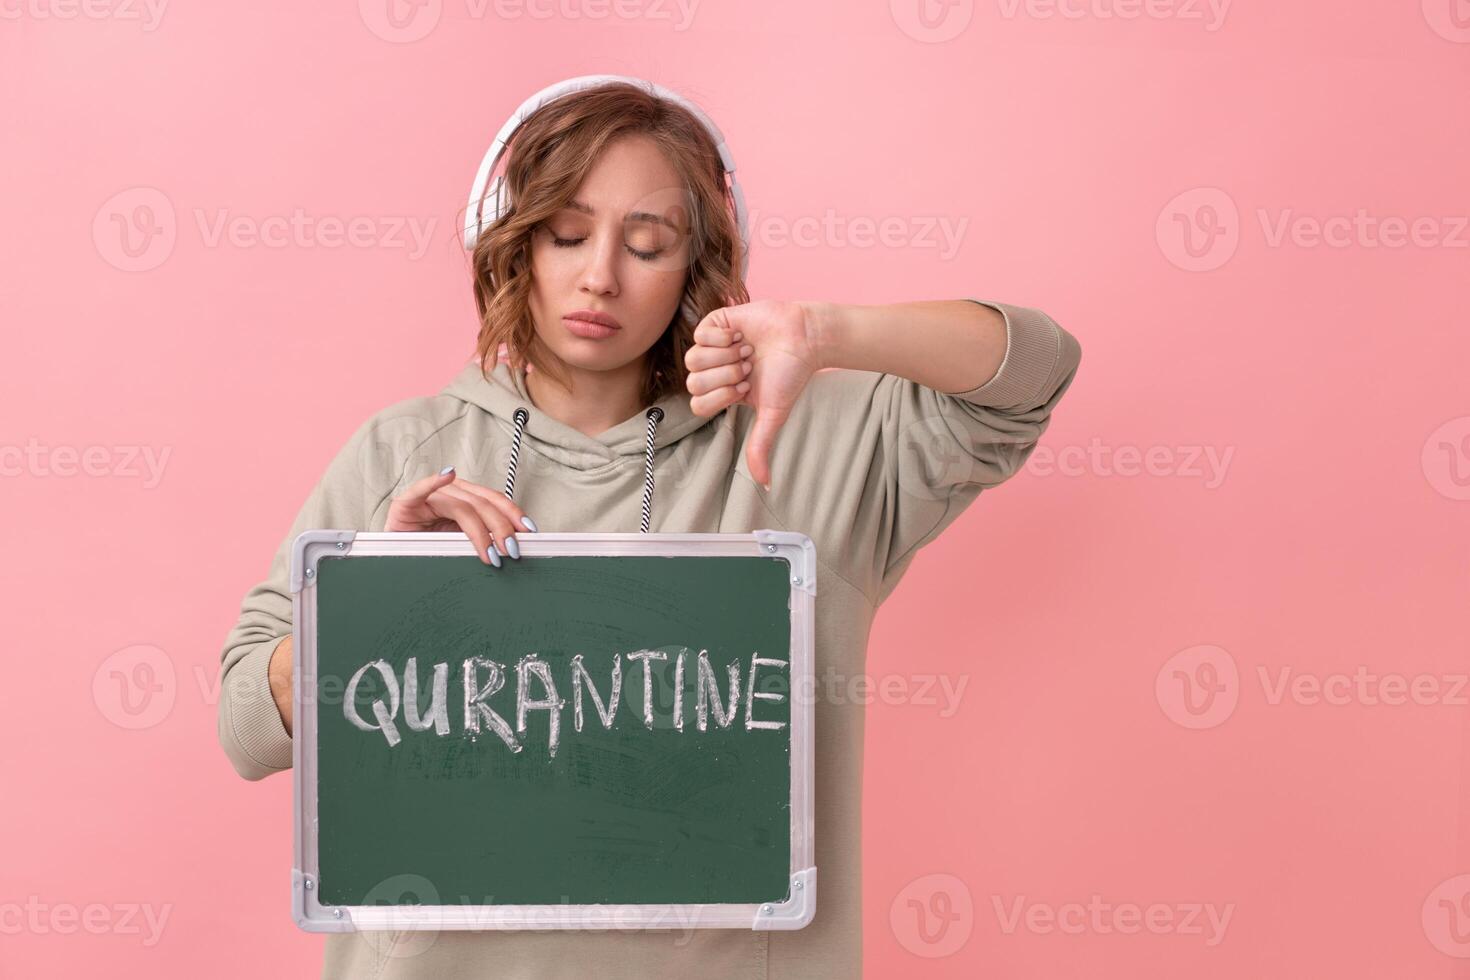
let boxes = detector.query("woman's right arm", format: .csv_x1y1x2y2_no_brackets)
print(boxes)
256,470,531,742
218,475,340,781
218,408,394,781
220,405,535,779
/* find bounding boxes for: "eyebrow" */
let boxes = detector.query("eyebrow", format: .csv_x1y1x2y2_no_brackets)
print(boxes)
562,199,679,232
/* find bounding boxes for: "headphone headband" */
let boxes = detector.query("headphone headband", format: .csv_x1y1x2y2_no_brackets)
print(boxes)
462,74,749,279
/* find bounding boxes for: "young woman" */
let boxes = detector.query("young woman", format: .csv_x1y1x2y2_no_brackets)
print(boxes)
218,79,1082,979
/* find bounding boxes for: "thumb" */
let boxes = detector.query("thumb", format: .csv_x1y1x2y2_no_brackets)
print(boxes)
746,405,789,492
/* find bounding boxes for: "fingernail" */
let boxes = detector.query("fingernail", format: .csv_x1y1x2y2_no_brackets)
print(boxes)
505,536,520,560
522,516,539,532
763,482,772,492
486,545,502,568
733,331,743,341
741,361,752,373
740,345,753,357
737,381,750,392
440,465,455,475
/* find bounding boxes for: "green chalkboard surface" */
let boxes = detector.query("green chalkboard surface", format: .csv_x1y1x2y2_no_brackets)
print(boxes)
291,530,816,933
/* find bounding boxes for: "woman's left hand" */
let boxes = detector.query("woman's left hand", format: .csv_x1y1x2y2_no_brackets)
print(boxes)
684,299,823,491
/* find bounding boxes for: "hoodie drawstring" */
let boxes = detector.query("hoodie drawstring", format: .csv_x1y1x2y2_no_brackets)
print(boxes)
638,406,664,533
502,407,530,504
502,405,665,533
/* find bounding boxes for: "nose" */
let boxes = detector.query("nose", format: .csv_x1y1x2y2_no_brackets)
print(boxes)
578,231,620,298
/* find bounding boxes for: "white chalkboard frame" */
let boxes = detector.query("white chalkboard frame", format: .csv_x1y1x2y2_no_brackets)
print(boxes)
288,529,817,932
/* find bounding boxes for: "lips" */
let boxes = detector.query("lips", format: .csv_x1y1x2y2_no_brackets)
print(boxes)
562,310,622,341
564,310,622,330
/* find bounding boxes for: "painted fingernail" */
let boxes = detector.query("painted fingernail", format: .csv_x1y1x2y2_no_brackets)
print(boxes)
440,465,455,475
522,516,539,532
486,545,502,568
505,535,520,559
740,345,753,357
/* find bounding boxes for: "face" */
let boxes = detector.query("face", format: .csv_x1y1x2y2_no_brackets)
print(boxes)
527,134,693,378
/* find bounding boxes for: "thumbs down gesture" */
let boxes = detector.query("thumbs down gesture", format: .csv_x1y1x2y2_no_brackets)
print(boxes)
684,300,823,492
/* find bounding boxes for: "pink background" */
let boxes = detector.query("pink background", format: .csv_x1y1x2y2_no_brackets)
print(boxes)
4,1,1469,976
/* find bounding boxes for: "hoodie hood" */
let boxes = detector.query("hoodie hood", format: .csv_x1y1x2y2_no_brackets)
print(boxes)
440,356,723,531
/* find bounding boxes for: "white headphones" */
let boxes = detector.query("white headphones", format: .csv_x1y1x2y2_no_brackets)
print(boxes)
462,74,750,279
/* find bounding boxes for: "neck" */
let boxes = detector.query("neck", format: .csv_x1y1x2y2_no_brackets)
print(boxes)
522,357,649,439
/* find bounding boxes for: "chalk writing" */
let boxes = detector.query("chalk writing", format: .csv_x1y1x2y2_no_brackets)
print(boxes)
343,648,787,756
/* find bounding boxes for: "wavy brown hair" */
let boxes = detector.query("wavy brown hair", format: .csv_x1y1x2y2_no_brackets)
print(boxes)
465,81,749,407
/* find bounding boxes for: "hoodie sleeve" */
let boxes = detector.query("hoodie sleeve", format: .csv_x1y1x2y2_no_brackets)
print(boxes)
754,299,1082,607
217,412,401,781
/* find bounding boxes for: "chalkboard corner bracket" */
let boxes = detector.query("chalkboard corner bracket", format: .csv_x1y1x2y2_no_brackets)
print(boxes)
291,868,358,933
752,529,817,598
753,866,817,931
290,529,360,593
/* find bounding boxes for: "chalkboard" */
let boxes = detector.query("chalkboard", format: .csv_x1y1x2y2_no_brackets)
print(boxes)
289,530,816,932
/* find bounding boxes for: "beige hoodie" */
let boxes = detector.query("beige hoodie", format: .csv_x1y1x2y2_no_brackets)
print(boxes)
217,298,1082,979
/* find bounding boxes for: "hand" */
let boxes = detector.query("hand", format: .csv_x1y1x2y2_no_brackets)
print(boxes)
385,467,536,568
268,634,293,736
684,300,822,490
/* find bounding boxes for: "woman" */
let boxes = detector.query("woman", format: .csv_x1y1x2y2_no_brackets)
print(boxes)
218,79,1082,979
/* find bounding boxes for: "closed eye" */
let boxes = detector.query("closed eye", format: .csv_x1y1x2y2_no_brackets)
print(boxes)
550,235,661,262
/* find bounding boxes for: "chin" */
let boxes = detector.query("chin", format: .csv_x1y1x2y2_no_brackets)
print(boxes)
550,341,636,374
